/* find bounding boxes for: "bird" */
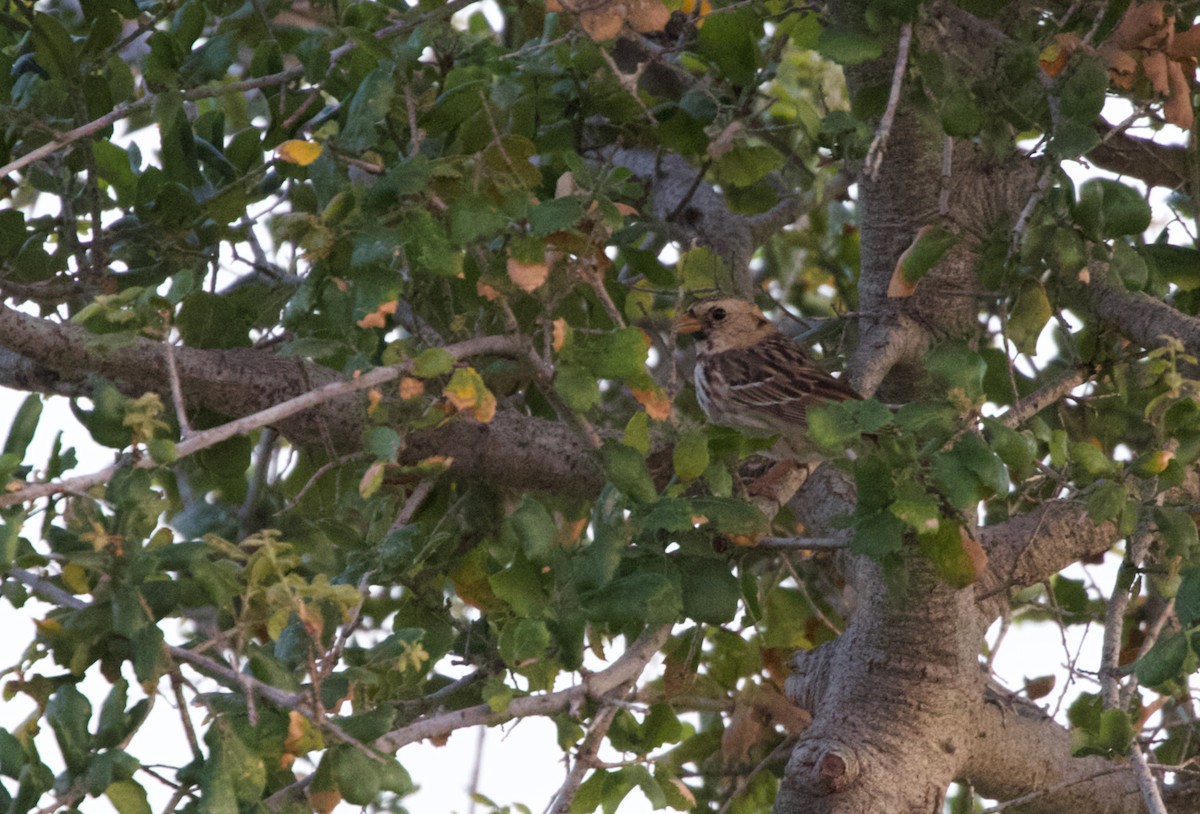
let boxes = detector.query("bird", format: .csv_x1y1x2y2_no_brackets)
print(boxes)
675,297,860,463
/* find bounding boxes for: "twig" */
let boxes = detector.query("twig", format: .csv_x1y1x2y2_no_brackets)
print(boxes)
163,337,192,437
389,480,435,534
0,334,527,509
375,624,671,752
863,22,913,181
544,704,621,814
757,535,851,551
277,452,369,515
716,736,796,814
170,670,203,760
977,767,1125,812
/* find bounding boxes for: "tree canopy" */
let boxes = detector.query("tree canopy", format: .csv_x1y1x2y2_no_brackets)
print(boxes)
2,0,1200,811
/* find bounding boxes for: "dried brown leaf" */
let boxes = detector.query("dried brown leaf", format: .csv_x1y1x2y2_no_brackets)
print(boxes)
1166,59,1195,129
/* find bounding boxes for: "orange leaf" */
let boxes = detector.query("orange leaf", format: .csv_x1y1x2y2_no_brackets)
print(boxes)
1165,59,1195,129
309,788,341,814
1110,1,1167,49
632,385,671,420
627,0,670,32
1144,50,1171,94
1169,24,1200,59
367,387,382,416
275,139,323,166
476,279,502,301
960,527,989,583
507,255,550,294
552,318,568,351
398,377,425,400
579,8,624,40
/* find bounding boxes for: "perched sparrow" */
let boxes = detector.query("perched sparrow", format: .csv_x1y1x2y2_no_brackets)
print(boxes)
676,298,859,462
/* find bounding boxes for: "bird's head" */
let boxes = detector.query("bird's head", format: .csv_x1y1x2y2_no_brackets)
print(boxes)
675,298,777,352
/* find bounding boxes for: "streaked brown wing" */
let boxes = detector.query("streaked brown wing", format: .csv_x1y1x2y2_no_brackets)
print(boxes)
707,333,858,427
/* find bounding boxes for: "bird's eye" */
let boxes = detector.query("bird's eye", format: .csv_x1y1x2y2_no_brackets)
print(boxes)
711,307,726,321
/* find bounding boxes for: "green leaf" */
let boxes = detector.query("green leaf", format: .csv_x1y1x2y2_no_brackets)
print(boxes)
895,225,959,287
678,557,739,624
677,246,729,291
807,399,892,449
585,570,682,626
672,430,709,482
339,68,395,154
563,327,648,380
1073,179,1151,239
983,419,1036,479
889,482,940,533
498,618,552,664
1069,441,1115,478
411,347,456,378
104,780,151,814
529,196,585,236
554,364,600,413
817,25,882,65
501,495,557,565
332,746,382,806
916,520,978,588
1175,568,1200,627
940,89,981,137
96,679,130,749
176,291,252,349
1007,280,1051,356
1059,56,1108,123
1111,240,1148,290
1135,631,1194,688
851,509,905,559
46,684,92,774
710,144,785,188
1085,480,1127,524
1142,244,1200,290
601,441,657,503
3,395,41,459
697,9,762,85
926,342,986,401
1154,507,1199,560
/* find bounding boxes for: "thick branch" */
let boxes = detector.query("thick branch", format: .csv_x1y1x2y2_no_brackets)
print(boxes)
0,304,603,500
1087,264,1200,360
606,148,801,296
1088,129,1189,190
977,499,1118,610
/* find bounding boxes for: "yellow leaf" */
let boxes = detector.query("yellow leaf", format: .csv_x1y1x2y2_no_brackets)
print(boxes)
61,562,89,594
444,367,496,423
507,255,550,294
632,385,671,420
552,318,568,351
275,139,323,166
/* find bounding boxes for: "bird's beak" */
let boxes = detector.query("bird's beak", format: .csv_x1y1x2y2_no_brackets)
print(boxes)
675,312,702,334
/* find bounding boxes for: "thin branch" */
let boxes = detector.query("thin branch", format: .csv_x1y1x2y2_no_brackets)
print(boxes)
863,22,913,181
0,334,526,509
1000,368,1090,428
374,624,671,753
163,337,192,437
